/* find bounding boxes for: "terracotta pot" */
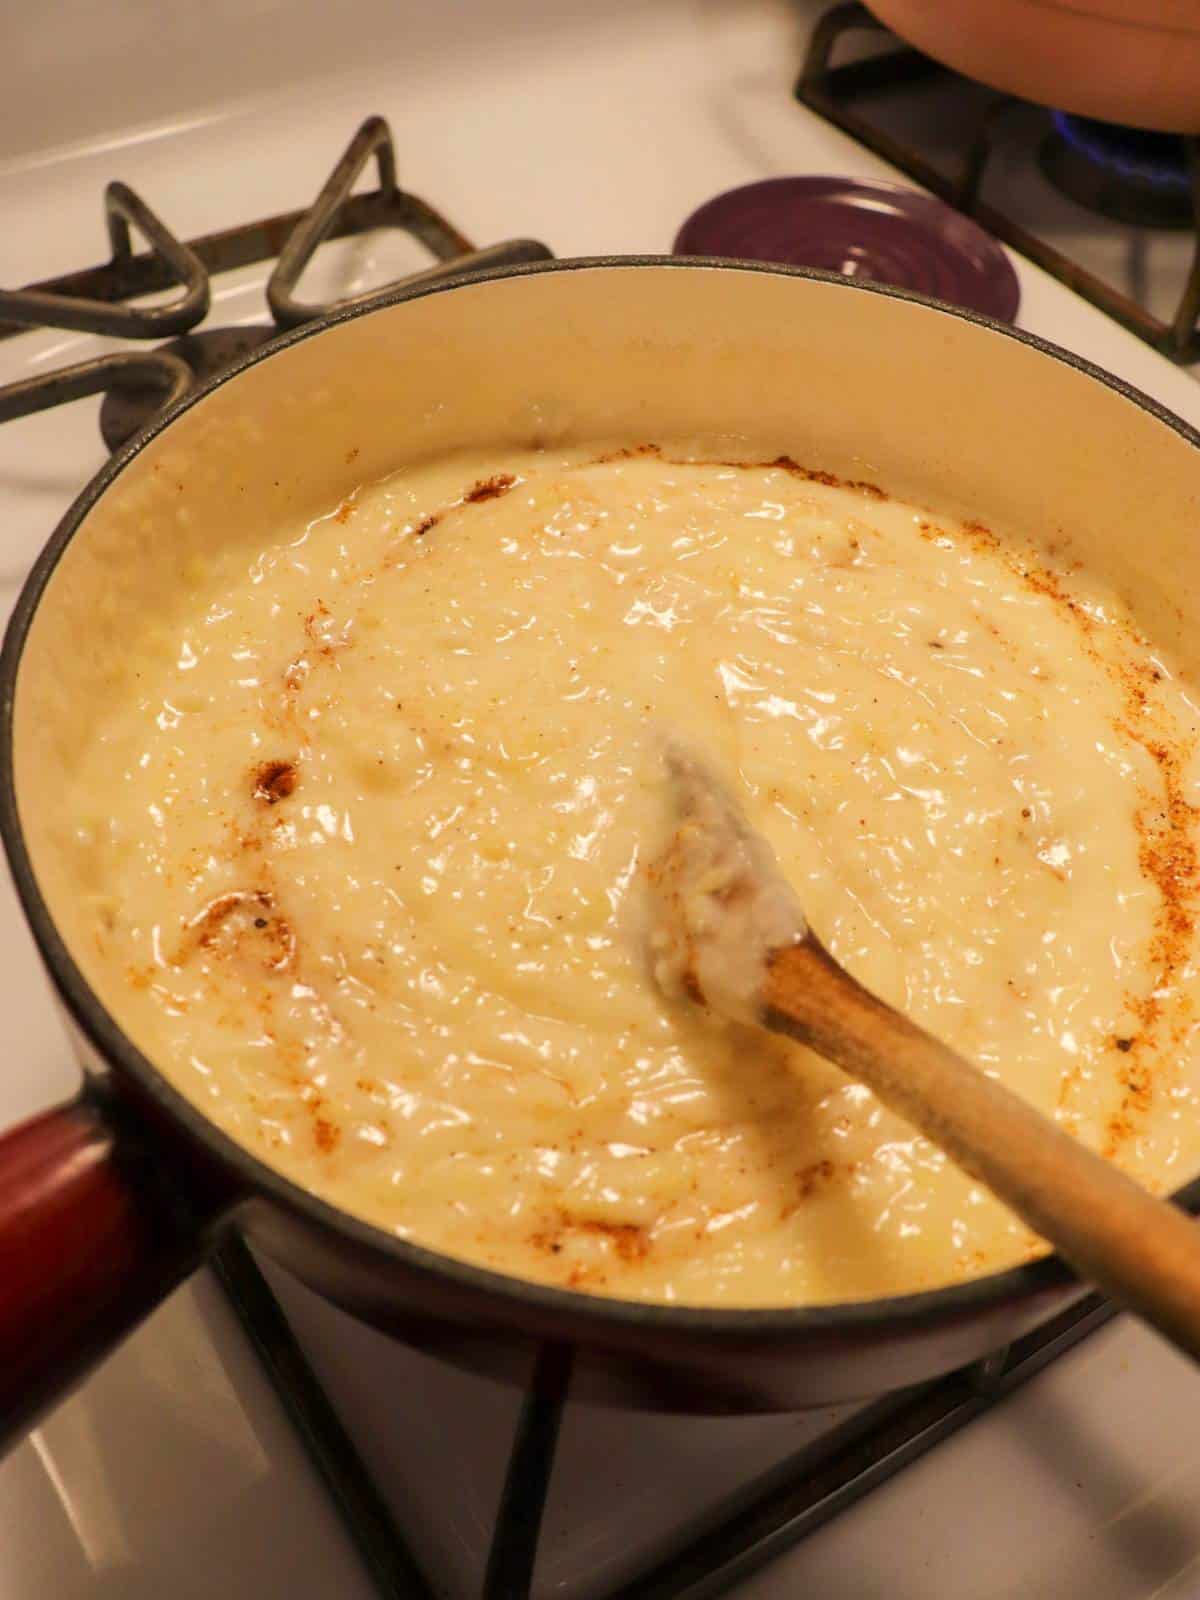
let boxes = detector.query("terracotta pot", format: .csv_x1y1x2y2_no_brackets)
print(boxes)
867,0,1200,132
2,258,1199,1450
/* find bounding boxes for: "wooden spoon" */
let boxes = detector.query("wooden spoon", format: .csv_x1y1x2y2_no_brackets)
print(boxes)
647,740,1200,1362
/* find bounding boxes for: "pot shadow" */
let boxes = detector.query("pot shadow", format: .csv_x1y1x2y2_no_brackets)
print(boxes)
0,1272,377,1600
732,1332,1200,1600
979,1374,1200,1595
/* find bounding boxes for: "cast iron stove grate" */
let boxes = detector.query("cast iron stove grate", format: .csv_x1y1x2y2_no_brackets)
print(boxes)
0,115,551,447
795,2,1200,361
216,1233,1113,1599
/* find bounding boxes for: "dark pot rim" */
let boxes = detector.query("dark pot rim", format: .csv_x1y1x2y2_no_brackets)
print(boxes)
4,253,1198,1341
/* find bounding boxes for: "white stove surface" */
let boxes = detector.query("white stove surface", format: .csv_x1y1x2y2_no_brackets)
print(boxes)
3,3,1200,1595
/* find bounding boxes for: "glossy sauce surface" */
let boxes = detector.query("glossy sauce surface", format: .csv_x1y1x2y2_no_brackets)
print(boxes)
60,445,1200,1304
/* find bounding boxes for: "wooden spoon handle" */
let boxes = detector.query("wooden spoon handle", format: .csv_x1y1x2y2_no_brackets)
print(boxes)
764,933,1200,1362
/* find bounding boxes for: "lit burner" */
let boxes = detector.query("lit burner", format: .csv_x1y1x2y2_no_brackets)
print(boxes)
1040,114,1194,229
674,176,1020,322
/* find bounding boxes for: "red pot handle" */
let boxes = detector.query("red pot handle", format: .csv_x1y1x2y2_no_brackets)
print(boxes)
0,1089,233,1453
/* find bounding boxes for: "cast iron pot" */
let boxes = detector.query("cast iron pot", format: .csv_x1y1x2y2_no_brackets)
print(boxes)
2,258,1199,1453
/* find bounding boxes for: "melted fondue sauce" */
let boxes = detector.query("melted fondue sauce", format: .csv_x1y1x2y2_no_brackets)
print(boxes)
62,445,1200,1305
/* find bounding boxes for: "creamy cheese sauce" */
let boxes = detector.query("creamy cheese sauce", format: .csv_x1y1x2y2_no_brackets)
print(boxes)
59,445,1200,1305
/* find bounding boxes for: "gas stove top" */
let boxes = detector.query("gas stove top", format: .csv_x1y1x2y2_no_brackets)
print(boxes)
795,1,1200,361
3,3,1200,1596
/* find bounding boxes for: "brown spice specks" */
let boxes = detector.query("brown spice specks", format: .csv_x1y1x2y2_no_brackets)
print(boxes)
594,443,662,463
253,759,298,804
533,1211,653,1267
951,515,1198,1155
767,455,887,500
464,473,517,504
175,887,296,974
1100,675,1197,1148
187,888,271,948
313,1117,341,1154
796,1158,835,1198
581,1220,651,1263
585,446,888,502
779,1159,839,1219
384,472,518,559
283,657,309,693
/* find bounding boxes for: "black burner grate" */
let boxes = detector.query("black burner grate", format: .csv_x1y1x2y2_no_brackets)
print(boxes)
215,1232,1113,1598
0,116,551,448
1040,115,1195,230
794,2,1200,361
